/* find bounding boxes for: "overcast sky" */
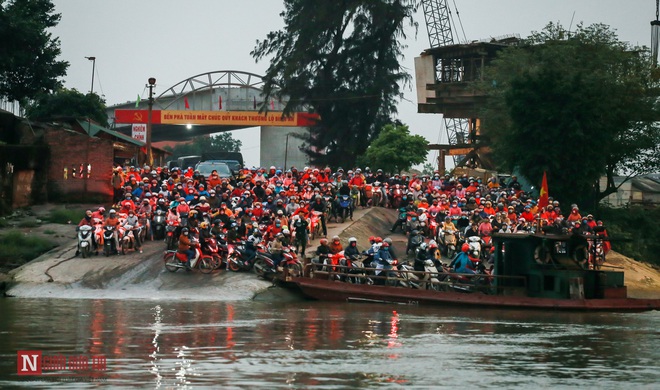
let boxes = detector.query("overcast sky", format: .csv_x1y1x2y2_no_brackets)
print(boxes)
50,0,655,168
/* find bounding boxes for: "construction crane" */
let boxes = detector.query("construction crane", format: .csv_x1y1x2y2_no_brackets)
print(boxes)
420,0,471,169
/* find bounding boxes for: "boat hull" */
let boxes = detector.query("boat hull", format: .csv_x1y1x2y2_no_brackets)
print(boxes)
292,277,660,312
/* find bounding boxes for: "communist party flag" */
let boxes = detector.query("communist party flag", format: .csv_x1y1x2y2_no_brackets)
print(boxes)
184,96,190,109
538,171,549,208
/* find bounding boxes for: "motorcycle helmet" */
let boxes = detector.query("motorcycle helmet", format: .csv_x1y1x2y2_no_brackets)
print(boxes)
383,237,393,245
461,243,470,253
182,228,189,235
428,240,438,249
98,206,106,213
419,242,428,251
374,237,383,243
368,236,375,242
282,229,290,236
348,237,357,244
320,238,328,245
381,242,390,248
332,235,340,242
109,209,116,215
200,221,209,229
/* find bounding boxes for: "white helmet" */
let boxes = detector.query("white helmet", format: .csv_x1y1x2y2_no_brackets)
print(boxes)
282,229,290,235
348,237,357,243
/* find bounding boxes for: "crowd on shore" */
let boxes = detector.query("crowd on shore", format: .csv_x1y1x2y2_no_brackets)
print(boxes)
74,164,610,265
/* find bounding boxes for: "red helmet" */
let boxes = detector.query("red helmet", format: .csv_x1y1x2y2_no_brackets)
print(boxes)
375,237,383,243
381,242,389,248
461,243,470,253
369,236,375,242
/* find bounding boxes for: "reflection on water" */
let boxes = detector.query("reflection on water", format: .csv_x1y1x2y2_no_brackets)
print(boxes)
0,298,658,388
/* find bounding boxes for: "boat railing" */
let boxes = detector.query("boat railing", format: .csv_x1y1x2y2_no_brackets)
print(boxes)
302,263,528,296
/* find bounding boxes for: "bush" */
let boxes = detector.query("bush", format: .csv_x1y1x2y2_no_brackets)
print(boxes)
45,208,85,225
0,230,57,269
597,206,660,266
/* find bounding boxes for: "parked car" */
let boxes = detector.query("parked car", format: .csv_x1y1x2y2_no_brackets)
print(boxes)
195,161,233,179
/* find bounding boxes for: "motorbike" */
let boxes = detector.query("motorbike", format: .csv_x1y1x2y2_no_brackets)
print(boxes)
405,214,420,235
467,236,482,260
137,213,150,242
163,242,213,273
226,242,257,272
406,230,424,255
121,225,143,255
77,225,95,258
102,225,119,256
310,211,323,240
344,254,373,285
165,221,178,250
398,258,444,290
390,184,403,209
440,229,458,258
254,246,302,279
364,184,374,207
427,214,439,239
337,195,352,223
152,209,166,240
371,183,383,207
480,235,493,262
202,236,224,271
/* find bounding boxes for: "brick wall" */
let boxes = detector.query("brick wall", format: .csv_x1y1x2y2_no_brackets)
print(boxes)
44,128,114,201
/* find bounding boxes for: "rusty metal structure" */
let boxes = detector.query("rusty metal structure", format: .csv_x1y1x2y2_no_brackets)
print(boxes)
417,1,518,171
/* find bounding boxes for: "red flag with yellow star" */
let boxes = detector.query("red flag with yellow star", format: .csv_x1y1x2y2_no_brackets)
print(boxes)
539,171,549,208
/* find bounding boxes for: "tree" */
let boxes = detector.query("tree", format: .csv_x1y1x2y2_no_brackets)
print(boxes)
251,0,417,169
359,123,428,174
25,88,108,126
480,23,660,208
165,132,242,159
0,0,68,104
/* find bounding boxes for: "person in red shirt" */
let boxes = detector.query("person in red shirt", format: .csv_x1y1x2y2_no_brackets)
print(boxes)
520,206,536,222
482,201,496,216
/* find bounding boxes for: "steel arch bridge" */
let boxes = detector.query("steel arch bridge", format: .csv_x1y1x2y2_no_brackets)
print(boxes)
109,70,310,143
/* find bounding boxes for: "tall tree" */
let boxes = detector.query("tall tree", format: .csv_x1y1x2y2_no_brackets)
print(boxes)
25,88,108,126
480,23,660,208
251,0,417,169
359,123,428,174
0,0,68,104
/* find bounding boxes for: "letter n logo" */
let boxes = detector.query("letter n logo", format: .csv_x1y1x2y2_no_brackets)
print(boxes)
17,350,42,375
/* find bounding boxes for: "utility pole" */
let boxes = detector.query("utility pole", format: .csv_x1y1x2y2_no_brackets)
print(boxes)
146,77,156,166
85,57,96,94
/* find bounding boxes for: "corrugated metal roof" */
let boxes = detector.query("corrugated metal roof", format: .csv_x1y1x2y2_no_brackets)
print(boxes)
77,119,143,147
632,176,660,193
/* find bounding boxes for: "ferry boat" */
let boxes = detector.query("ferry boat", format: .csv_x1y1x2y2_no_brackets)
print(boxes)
289,232,660,311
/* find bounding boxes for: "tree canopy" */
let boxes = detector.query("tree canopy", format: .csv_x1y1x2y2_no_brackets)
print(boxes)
164,133,242,160
251,0,417,169
359,122,428,174
0,0,68,104
480,22,660,208
25,88,108,126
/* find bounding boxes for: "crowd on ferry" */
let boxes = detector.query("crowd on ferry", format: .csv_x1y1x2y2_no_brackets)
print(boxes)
76,164,610,275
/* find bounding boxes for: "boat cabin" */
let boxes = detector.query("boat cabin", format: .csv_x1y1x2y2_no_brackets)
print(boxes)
492,233,626,300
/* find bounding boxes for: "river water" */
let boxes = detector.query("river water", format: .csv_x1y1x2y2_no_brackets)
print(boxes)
0,297,658,389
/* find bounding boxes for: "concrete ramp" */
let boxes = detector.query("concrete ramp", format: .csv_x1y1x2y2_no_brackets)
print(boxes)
5,207,403,300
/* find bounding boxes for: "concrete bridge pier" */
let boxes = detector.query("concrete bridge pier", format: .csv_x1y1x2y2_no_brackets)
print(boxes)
260,126,310,170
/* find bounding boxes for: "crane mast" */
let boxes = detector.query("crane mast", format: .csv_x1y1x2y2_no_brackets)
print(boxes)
420,0,471,168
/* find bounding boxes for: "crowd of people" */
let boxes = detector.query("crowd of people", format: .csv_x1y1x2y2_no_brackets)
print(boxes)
79,163,609,274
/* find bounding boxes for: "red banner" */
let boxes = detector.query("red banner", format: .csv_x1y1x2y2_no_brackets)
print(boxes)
114,109,319,127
